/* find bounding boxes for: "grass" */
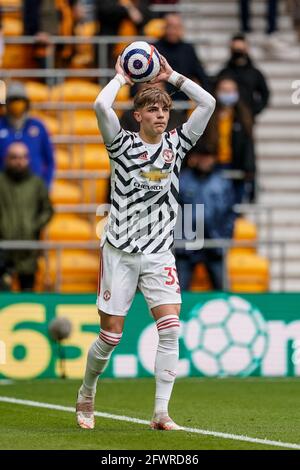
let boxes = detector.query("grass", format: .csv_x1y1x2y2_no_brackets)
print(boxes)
0,377,300,450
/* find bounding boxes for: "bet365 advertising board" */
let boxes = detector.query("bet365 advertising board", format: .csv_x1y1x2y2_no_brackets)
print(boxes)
0,293,300,379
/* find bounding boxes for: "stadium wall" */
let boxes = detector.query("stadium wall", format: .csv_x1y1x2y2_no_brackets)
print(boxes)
0,293,300,379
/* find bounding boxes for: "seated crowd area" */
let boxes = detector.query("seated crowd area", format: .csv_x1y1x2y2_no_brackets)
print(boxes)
0,0,277,293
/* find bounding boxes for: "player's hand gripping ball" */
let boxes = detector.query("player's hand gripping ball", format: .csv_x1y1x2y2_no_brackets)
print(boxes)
120,41,161,83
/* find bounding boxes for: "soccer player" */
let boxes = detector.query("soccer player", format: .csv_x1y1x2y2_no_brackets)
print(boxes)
76,54,216,430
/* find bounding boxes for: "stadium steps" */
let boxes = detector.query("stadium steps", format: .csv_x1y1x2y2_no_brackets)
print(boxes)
182,0,300,291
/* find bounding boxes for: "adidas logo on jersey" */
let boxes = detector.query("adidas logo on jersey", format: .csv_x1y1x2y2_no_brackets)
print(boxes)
138,151,149,161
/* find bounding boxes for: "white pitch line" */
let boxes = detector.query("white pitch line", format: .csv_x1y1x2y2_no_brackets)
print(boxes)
0,396,299,450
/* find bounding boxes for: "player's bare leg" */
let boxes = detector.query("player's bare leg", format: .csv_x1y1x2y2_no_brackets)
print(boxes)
76,311,124,429
150,304,182,431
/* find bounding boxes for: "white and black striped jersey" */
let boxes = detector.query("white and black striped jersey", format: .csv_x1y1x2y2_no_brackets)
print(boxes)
101,124,193,254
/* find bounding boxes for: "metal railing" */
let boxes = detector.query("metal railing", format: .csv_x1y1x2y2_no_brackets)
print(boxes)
0,237,286,293
1,34,210,85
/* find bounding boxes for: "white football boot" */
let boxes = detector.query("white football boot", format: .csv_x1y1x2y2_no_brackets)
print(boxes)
150,413,182,431
76,388,95,430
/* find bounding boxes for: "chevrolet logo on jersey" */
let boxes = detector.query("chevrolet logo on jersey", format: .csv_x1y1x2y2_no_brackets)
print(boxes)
140,168,170,182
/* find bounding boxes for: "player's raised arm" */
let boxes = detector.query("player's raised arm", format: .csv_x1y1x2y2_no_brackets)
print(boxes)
151,55,216,145
94,57,134,146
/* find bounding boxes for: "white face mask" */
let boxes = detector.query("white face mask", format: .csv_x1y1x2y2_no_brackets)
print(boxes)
217,92,239,107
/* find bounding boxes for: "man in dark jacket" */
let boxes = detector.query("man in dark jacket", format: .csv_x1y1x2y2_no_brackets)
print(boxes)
0,142,53,291
217,33,270,118
175,143,236,291
155,14,209,100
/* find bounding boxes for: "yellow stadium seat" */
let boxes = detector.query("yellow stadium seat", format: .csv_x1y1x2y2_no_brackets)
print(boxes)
31,112,59,135
229,217,257,255
70,21,97,68
143,18,166,39
3,17,23,36
72,144,110,170
37,250,99,290
116,85,131,102
55,148,72,170
1,0,21,6
51,80,100,102
50,181,82,205
82,179,109,204
46,215,93,241
190,263,212,291
227,252,269,292
60,110,99,135
25,81,50,102
2,45,35,69
114,19,138,58
60,282,98,293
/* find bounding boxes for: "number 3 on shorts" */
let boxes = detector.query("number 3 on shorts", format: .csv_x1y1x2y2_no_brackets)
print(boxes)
164,267,180,288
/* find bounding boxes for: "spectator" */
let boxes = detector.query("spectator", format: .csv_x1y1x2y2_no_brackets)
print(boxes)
203,75,256,203
23,0,79,66
96,0,153,36
0,81,55,187
176,143,236,291
239,0,278,34
155,13,209,100
96,1,154,67
217,33,270,119
0,142,53,292
121,82,186,131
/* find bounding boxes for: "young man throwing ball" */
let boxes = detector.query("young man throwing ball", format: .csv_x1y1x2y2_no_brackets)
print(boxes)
76,54,216,430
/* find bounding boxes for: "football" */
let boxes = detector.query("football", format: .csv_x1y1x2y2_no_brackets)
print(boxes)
120,41,161,83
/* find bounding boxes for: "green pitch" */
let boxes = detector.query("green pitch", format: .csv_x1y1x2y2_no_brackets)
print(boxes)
0,377,300,450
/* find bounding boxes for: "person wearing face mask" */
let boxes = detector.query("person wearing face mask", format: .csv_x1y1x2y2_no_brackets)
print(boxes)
217,33,270,119
175,142,236,291
0,142,54,291
202,75,256,204
0,81,55,187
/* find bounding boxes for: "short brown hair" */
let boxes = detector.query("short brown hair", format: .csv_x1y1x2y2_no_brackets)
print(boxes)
134,87,172,111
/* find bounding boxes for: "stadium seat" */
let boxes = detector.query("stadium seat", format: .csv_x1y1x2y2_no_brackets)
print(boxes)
190,263,212,291
116,85,131,102
1,0,21,6
46,215,93,241
72,144,110,170
2,17,23,35
143,18,166,39
50,181,82,205
37,250,99,291
114,19,138,58
51,80,100,102
82,179,109,204
60,110,99,135
55,147,72,170
70,21,97,68
2,45,35,69
227,252,269,292
31,112,60,135
230,217,257,255
25,81,50,102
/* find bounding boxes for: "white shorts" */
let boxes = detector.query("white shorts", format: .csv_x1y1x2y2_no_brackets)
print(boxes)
97,241,181,316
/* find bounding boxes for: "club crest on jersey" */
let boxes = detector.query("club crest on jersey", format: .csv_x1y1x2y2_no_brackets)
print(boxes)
163,149,174,163
140,168,170,182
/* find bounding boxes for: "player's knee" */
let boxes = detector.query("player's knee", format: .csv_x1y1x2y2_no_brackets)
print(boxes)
98,310,124,335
